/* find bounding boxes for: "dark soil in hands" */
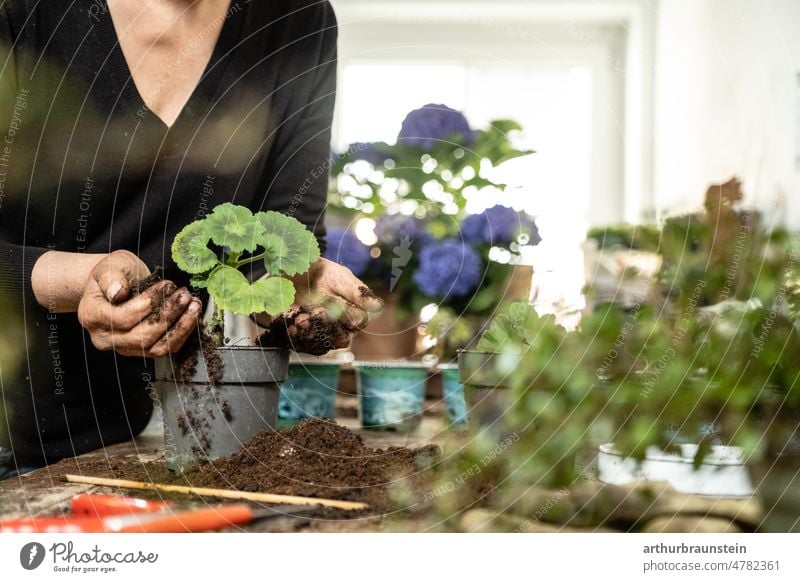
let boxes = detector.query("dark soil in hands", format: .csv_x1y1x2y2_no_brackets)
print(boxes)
129,267,164,297
127,267,185,325
258,304,354,356
358,285,379,302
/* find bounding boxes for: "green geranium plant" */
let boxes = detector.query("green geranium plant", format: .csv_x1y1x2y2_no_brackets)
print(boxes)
171,202,320,343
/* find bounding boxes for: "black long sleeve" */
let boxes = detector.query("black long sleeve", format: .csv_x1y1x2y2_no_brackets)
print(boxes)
0,2,50,307
0,0,339,466
259,2,337,254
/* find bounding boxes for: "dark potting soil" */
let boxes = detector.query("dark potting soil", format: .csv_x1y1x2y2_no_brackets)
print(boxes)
358,285,379,301
258,304,355,356
128,267,180,325
173,328,224,387
128,267,164,297
65,420,440,514
189,419,440,509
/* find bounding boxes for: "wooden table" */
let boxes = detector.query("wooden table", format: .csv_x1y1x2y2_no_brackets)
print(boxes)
0,397,762,532
0,397,446,531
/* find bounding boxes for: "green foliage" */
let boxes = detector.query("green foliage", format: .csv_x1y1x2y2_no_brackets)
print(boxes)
171,203,319,322
256,211,321,276
172,221,218,275
586,224,662,252
206,267,296,316
425,307,478,359
476,301,563,352
469,189,800,488
205,204,265,253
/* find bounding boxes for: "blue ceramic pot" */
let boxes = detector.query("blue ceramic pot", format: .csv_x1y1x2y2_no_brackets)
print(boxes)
439,365,468,427
278,361,341,428
355,362,428,432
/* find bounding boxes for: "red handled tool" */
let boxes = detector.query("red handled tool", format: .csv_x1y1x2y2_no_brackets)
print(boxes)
70,493,171,517
0,494,318,533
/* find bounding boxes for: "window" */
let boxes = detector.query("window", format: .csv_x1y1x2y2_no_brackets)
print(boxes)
336,63,592,218
330,3,645,320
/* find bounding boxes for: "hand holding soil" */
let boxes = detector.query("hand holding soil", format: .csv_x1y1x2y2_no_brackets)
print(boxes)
259,258,383,355
77,250,202,358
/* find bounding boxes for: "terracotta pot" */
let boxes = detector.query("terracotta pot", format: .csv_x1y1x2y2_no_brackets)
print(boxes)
350,293,420,360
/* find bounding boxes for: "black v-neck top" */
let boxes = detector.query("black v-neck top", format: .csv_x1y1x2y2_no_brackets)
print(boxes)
0,0,337,465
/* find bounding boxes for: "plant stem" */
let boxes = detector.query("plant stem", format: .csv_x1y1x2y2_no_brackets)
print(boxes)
224,251,242,268
209,304,224,346
235,252,266,268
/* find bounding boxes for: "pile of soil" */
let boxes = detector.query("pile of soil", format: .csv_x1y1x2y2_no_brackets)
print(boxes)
72,420,439,514
187,419,439,510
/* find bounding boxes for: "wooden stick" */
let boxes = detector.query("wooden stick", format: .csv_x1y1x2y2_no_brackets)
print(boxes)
64,474,368,511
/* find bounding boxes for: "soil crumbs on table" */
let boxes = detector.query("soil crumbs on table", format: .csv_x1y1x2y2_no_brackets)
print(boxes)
61,419,440,518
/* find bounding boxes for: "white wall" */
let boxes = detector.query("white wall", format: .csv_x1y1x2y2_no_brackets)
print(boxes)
654,0,800,227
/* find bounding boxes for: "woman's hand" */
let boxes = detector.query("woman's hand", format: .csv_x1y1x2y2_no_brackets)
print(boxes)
261,258,382,354
75,250,201,357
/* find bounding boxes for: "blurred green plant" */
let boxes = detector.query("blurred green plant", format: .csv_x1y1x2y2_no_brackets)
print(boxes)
586,224,662,252
460,178,800,490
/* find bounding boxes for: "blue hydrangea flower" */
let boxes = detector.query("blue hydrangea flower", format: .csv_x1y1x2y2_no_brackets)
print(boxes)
461,205,540,246
397,104,475,150
324,228,372,277
521,214,542,247
413,239,483,298
348,142,390,166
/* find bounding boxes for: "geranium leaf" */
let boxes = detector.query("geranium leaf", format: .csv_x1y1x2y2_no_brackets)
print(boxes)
172,220,217,274
255,211,320,276
207,266,296,316
206,203,265,253
189,275,209,289
207,267,252,314
253,276,296,316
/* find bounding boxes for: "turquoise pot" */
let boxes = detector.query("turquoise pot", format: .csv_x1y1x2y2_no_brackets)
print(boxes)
440,366,468,427
278,362,341,428
355,362,428,432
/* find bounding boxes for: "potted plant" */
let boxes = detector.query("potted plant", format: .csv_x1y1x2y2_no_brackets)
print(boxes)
327,104,538,360
456,301,557,430
155,203,320,471
424,308,475,428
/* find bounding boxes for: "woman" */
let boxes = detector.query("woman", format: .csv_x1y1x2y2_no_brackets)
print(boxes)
0,0,379,477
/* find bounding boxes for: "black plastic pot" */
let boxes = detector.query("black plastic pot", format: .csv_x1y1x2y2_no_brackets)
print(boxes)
155,347,289,472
